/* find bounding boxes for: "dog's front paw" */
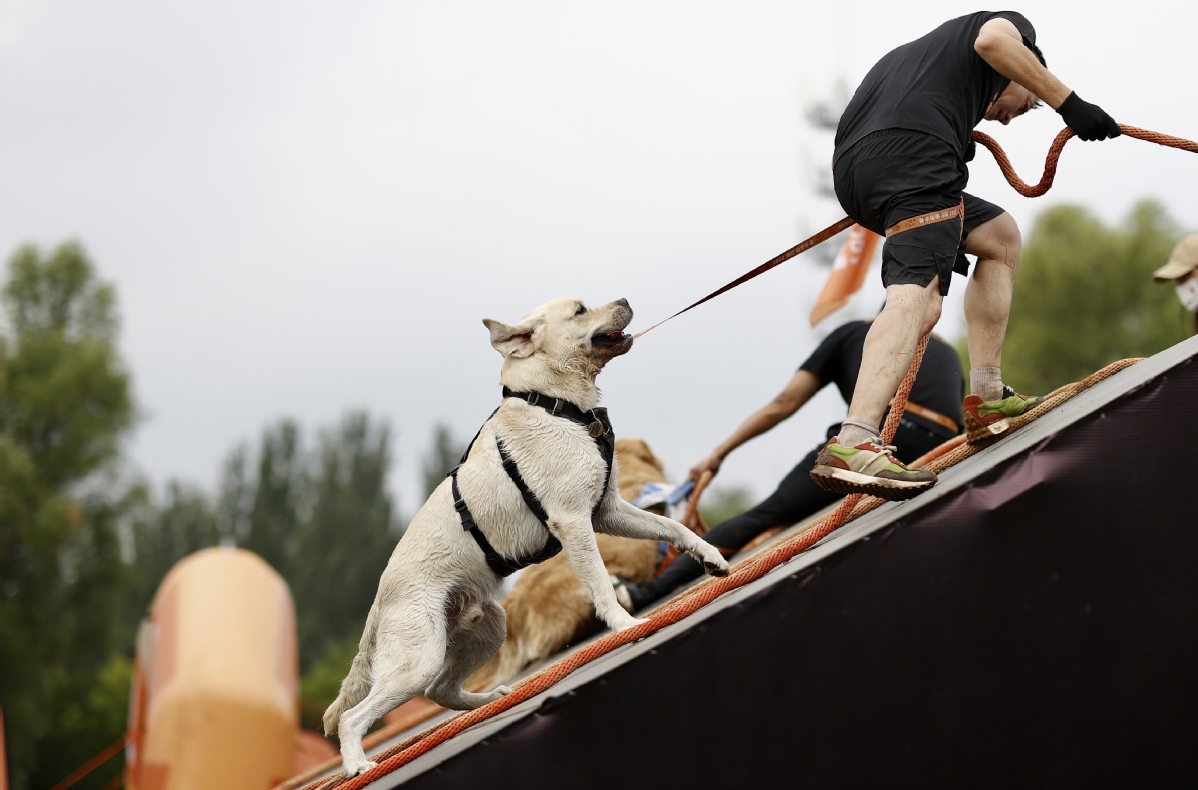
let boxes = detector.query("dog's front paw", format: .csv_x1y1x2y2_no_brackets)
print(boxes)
344,758,377,778
611,613,649,632
698,546,731,577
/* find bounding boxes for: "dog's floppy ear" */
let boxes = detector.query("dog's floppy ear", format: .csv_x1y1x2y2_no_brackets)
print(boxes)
482,318,541,359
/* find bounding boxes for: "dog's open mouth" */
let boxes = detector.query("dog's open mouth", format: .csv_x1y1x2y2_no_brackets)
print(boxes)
591,330,629,348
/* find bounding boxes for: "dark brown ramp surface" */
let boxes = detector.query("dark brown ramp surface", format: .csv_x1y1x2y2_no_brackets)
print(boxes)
360,335,1198,790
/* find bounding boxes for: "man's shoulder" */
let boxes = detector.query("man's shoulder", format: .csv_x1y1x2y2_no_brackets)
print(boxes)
926,10,1036,46
978,10,1036,44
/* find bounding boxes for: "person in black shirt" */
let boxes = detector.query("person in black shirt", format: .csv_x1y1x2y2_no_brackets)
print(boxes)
810,11,1120,502
616,321,963,612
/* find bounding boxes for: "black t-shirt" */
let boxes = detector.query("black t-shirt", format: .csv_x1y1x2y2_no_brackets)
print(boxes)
834,11,1037,162
800,321,964,435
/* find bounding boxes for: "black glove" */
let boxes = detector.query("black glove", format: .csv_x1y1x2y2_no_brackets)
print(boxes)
964,140,977,162
1057,92,1121,141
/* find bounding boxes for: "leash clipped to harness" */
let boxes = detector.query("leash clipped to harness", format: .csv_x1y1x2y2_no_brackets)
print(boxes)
632,124,1198,339
448,387,615,577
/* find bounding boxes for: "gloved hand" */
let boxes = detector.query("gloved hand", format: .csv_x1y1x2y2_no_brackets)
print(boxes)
1057,92,1121,141
964,140,977,162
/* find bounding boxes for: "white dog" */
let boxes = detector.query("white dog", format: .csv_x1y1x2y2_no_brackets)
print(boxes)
323,296,730,777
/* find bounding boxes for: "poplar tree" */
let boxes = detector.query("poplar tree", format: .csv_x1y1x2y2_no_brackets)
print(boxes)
0,243,134,789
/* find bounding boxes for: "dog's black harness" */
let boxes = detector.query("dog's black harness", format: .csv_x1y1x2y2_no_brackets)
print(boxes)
448,387,615,577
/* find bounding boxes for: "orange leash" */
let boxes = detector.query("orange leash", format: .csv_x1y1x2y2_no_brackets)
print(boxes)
632,124,1197,339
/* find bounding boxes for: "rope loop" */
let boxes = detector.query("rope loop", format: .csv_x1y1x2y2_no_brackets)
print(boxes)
972,124,1198,198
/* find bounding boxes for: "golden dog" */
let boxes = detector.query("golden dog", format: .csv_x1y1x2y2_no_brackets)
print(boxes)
472,437,674,687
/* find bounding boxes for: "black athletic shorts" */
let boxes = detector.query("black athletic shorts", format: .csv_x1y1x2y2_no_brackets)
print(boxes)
833,128,1005,296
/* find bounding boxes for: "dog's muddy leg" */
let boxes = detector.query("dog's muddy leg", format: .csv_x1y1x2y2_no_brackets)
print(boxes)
425,600,512,709
595,498,731,578
337,631,446,777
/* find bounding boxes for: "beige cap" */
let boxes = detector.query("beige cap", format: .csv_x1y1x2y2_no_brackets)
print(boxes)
1154,234,1198,282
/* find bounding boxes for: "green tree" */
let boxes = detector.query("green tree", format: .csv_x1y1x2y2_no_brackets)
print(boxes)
958,201,1190,394
122,481,222,635
420,422,465,499
291,412,397,670
699,485,754,527
242,420,304,578
0,243,135,789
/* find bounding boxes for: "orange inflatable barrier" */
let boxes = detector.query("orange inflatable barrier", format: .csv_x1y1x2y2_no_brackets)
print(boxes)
126,548,302,790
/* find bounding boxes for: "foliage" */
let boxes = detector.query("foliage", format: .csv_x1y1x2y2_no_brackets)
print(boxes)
0,243,134,789
699,485,754,528
420,422,465,500
243,421,304,578
123,412,399,671
291,413,396,669
0,244,400,786
299,634,360,731
955,201,1190,394
121,481,221,636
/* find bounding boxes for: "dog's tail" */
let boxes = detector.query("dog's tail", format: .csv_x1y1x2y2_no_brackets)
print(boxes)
323,602,381,735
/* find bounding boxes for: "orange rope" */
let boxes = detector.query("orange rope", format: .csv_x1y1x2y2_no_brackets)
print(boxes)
971,124,1198,198
49,736,125,790
680,469,712,535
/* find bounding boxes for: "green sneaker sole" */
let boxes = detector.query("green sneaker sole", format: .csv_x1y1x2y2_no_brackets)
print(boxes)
810,465,936,501
964,414,1012,445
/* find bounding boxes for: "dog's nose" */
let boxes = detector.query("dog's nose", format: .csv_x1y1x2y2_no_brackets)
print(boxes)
615,298,630,308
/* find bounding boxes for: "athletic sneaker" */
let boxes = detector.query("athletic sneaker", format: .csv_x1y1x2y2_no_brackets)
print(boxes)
963,386,1045,444
809,437,937,501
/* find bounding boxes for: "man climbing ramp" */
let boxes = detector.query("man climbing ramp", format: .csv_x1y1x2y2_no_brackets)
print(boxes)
810,10,1120,500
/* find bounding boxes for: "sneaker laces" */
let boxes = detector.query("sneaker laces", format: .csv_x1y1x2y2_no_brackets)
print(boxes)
1000,385,1027,401
864,437,905,464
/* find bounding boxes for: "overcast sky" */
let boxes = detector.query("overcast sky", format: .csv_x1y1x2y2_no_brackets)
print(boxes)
1,0,1194,512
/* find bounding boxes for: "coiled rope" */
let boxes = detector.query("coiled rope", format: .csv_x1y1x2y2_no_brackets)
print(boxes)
289,124,1194,790
972,125,1198,198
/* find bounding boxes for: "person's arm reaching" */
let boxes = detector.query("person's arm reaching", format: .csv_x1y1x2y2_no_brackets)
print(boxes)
687,370,822,482
974,17,1120,140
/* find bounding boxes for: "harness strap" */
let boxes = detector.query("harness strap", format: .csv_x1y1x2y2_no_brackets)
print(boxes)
448,389,615,577
884,198,965,238
497,439,551,523
451,473,531,577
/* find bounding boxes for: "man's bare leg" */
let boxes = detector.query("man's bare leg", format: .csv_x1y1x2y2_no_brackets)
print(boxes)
960,211,1045,442
963,212,1021,399
839,277,944,446
811,275,941,500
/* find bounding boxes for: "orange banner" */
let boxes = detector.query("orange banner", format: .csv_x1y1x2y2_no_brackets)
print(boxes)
809,224,880,326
